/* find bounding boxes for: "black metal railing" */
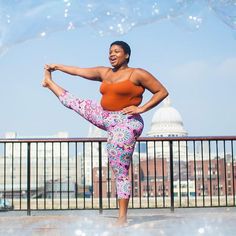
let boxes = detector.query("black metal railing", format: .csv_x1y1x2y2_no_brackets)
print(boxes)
0,136,235,215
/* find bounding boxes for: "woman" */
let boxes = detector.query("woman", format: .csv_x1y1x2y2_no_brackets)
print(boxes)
42,41,168,226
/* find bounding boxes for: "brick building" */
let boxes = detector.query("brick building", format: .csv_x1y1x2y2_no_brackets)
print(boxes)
93,155,236,199
93,158,169,198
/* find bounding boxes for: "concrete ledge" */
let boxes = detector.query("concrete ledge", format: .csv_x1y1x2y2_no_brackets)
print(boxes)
0,208,236,235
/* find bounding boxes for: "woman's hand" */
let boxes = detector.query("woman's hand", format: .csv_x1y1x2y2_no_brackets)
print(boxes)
122,105,144,115
44,64,58,72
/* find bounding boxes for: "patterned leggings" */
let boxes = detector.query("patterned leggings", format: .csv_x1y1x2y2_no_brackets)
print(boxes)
59,91,144,199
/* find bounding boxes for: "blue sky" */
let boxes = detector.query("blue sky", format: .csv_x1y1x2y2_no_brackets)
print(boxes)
0,2,235,138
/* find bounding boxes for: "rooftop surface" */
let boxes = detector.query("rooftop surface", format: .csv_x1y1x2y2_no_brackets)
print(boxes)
0,207,236,236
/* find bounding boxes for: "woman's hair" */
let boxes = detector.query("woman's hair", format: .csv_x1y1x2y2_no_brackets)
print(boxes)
110,41,131,63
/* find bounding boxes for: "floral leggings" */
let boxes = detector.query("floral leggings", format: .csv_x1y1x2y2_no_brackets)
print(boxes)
59,91,144,199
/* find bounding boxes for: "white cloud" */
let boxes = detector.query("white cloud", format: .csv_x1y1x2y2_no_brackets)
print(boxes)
216,57,236,79
167,57,236,83
168,61,210,81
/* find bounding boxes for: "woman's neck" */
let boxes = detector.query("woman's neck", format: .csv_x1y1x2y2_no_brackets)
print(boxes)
112,63,128,72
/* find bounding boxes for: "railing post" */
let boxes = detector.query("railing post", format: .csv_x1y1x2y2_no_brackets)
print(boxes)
169,140,174,212
27,142,31,216
98,142,103,214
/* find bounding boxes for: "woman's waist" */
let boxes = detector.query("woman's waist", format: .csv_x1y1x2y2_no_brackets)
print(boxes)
100,97,142,111
102,108,144,125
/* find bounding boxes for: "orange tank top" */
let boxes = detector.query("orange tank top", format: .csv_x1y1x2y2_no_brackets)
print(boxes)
100,79,145,111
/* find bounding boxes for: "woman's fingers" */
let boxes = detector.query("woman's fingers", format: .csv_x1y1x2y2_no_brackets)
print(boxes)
44,64,55,71
122,106,140,115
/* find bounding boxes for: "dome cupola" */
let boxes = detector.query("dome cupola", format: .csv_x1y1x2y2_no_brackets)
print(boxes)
147,96,188,137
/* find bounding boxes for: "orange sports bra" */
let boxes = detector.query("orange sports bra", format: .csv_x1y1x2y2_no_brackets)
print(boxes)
100,78,145,111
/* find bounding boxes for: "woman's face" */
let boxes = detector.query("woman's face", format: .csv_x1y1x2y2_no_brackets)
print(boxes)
109,44,128,68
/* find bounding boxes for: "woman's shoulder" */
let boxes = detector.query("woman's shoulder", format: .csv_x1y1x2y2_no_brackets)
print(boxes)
93,66,109,75
131,67,152,79
96,66,112,80
94,66,110,72
130,67,157,85
132,67,150,74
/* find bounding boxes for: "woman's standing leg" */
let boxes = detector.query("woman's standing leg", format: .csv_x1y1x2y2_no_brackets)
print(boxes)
107,135,134,225
106,114,144,226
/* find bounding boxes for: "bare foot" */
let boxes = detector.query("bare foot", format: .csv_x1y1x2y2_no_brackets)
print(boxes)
42,69,52,88
113,216,128,227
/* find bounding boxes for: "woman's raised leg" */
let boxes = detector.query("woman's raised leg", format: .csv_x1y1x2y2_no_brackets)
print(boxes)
42,68,106,130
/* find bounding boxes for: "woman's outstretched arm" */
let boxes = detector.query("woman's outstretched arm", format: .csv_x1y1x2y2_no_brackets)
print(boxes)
44,64,108,81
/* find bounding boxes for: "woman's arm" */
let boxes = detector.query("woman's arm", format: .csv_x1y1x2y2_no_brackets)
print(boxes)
122,68,169,115
44,64,108,81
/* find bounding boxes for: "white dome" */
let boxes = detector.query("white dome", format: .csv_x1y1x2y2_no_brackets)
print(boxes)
147,97,188,137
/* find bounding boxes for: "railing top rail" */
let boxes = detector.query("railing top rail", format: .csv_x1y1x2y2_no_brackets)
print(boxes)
138,136,236,141
0,136,236,143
